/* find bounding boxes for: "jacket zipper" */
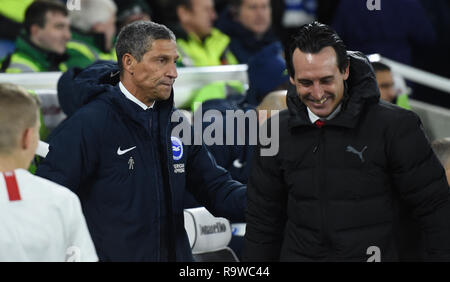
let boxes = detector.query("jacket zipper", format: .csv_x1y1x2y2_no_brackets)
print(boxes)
164,109,176,261
314,127,332,255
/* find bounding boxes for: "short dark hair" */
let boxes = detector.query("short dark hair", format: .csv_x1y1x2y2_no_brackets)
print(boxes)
24,0,68,35
115,21,176,72
228,0,243,18
371,61,391,73
285,21,349,78
175,0,193,10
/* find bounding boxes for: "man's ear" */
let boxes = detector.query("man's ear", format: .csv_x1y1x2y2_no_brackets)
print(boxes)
176,5,190,23
122,53,136,75
29,24,41,38
343,61,350,81
289,76,296,85
20,128,33,150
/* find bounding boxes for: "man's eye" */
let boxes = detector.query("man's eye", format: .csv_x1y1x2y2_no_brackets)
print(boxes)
299,81,312,87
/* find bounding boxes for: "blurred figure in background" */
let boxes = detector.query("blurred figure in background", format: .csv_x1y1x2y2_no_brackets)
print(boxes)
216,0,281,64
174,0,243,111
195,42,289,186
372,61,411,110
0,83,97,262
175,0,238,67
0,0,71,73
432,137,450,185
185,42,289,259
65,0,117,69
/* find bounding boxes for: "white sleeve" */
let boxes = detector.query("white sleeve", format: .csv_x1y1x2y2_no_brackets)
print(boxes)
64,193,98,262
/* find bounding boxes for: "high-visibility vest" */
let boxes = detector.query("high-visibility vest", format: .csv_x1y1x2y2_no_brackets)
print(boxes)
177,28,238,67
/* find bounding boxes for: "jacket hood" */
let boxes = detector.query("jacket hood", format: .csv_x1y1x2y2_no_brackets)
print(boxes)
58,61,120,116
57,61,174,116
287,51,380,128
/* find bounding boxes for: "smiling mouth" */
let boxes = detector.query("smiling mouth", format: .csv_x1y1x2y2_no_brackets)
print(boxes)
308,97,329,105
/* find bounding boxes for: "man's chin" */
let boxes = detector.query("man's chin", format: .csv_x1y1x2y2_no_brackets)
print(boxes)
310,108,333,118
159,90,172,100
305,100,335,118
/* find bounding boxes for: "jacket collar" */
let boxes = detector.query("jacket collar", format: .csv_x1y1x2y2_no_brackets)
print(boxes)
287,51,380,129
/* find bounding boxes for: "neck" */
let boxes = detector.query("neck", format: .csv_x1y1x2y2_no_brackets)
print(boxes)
183,25,206,42
121,79,155,107
0,155,27,172
29,36,57,55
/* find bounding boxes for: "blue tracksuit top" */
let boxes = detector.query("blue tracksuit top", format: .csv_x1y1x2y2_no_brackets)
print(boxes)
36,61,247,261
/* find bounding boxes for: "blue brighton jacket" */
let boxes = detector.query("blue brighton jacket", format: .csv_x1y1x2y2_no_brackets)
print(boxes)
36,61,246,261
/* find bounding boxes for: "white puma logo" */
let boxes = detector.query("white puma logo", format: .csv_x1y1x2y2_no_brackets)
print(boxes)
346,145,367,162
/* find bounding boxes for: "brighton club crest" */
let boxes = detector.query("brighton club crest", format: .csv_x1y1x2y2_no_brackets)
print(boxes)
171,136,183,161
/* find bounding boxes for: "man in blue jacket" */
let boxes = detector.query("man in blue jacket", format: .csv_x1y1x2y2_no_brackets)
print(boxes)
36,21,246,262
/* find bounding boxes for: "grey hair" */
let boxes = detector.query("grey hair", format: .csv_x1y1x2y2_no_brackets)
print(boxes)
70,0,117,32
115,21,176,71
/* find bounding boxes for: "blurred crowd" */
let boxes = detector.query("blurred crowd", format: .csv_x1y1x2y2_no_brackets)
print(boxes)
0,0,449,107
1,0,450,262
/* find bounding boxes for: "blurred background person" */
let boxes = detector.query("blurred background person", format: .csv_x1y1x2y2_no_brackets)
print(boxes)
372,61,411,110
431,137,450,185
0,82,97,262
0,0,71,73
65,0,117,69
197,42,289,185
185,42,289,259
216,0,281,64
175,0,238,67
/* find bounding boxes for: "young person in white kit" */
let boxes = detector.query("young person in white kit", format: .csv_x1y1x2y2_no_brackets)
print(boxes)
0,83,98,262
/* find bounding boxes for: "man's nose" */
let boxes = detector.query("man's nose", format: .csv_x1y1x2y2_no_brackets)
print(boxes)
167,63,178,79
310,82,325,100
64,28,72,41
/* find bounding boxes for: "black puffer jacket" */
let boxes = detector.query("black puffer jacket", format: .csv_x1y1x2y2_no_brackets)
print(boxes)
243,52,450,261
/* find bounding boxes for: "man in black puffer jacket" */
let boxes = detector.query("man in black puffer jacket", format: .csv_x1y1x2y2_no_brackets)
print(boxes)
243,21,450,262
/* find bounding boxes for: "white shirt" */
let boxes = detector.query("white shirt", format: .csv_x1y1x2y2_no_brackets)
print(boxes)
307,103,342,124
119,81,154,110
0,169,98,262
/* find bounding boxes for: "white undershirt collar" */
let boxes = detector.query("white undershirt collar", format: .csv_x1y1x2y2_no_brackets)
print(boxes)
119,81,155,110
307,103,342,124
